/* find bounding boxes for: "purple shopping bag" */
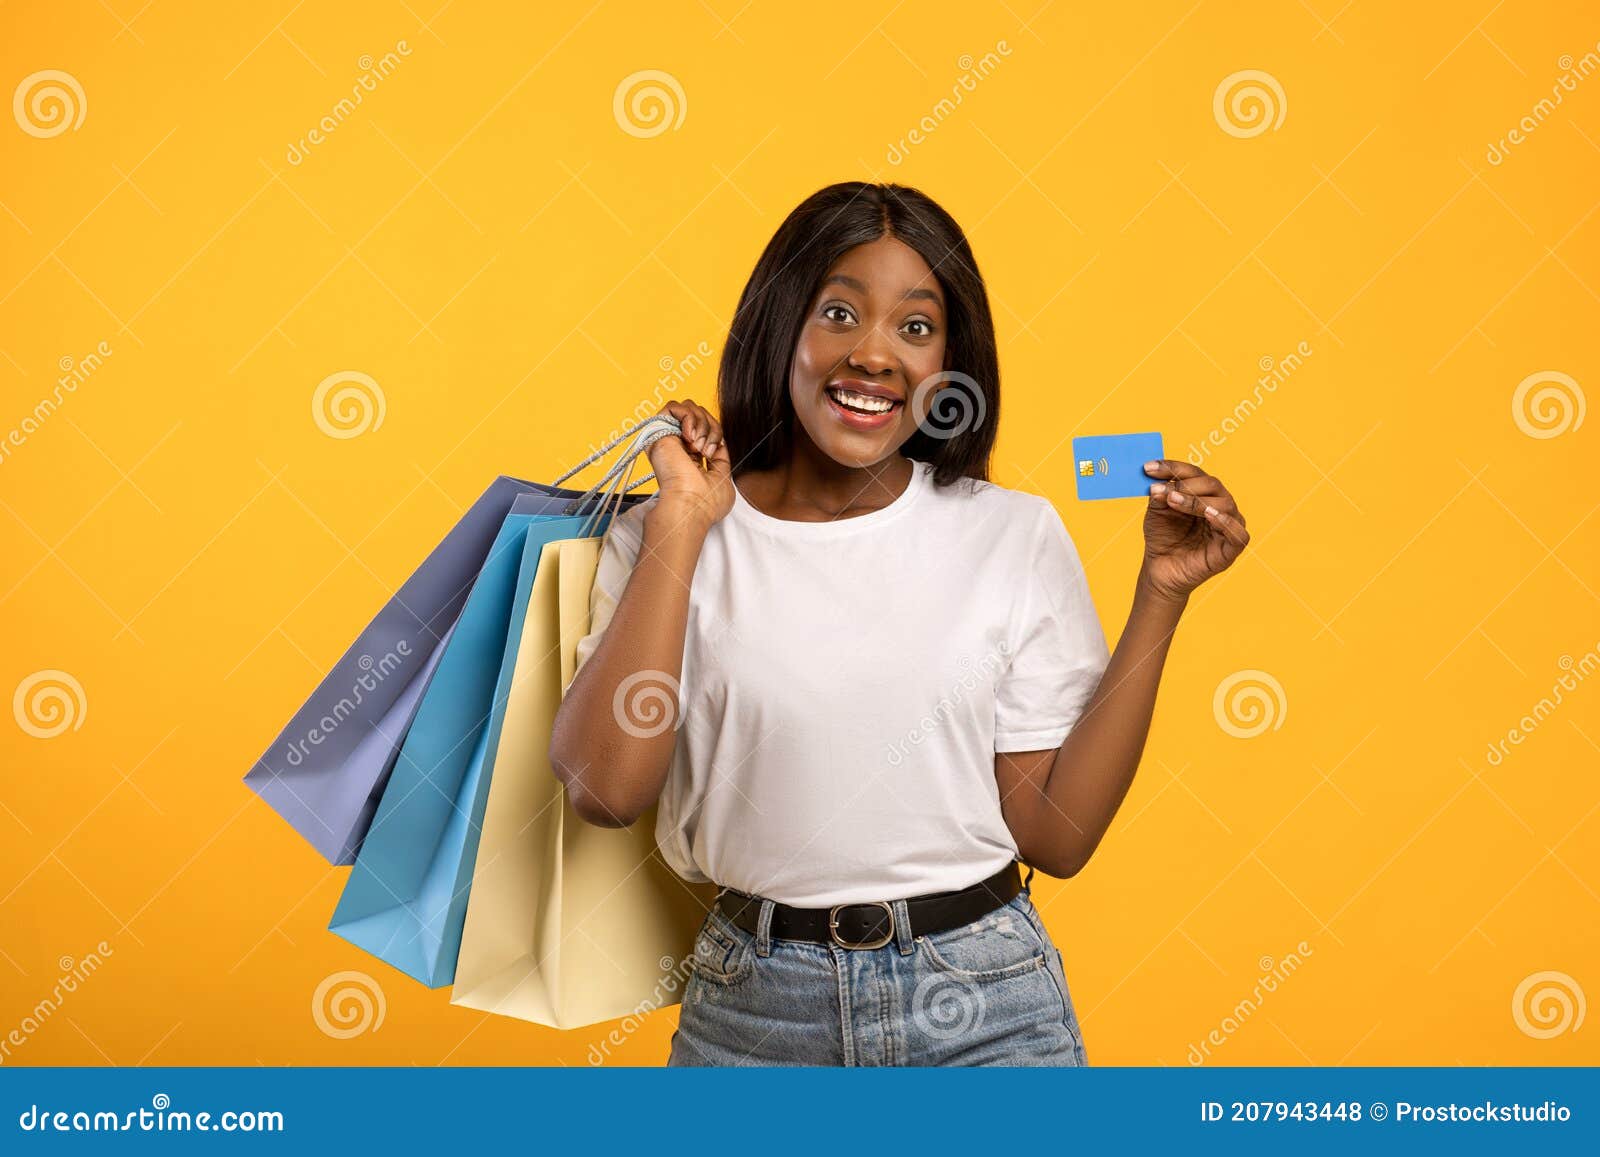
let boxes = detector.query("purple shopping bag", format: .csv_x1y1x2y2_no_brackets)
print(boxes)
244,475,650,863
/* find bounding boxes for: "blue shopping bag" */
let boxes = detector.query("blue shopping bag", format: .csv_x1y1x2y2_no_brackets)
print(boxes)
326,498,619,987
244,477,649,865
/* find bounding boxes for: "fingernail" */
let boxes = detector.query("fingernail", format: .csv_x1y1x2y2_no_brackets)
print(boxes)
1205,505,1218,517
1144,460,1159,471
1151,483,1166,496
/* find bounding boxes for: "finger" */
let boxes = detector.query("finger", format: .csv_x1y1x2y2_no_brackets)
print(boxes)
677,407,708,451
1201,502,1251,551
1157,473,1228,499
658,401,704,447
694,405,722,458
1143,458,1207,483
1158,486,1229,520
656,401,687,441
700,409,723,458
1152,482,1244,526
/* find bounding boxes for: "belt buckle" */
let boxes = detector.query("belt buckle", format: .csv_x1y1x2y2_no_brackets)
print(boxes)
828,900,894,950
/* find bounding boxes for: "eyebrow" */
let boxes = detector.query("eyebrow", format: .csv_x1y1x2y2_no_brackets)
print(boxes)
822,273,943,307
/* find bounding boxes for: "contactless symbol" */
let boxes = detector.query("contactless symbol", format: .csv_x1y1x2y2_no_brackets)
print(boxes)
1098,456,1110,476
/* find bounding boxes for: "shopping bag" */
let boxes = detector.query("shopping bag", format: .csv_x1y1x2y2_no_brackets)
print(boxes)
326,498,619,987
450,485,714,1029
244,477,647,864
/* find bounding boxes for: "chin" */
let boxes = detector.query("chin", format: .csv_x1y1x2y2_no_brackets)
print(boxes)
808,424,904,469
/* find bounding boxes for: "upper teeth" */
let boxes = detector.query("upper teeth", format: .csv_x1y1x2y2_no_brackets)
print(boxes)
831,388,895,413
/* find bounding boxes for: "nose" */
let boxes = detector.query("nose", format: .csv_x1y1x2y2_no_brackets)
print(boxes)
846,323,897,376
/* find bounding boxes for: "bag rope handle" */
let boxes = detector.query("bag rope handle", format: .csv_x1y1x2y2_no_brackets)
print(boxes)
558,414,684,531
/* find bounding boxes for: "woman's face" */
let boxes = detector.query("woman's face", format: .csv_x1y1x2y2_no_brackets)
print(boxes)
788,236,949,469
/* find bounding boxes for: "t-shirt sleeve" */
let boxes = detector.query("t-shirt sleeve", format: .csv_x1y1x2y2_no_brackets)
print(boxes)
569,497,653,685
993,497,1111,752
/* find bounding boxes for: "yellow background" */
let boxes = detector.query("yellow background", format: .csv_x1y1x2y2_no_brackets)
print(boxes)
2,0,1597,1066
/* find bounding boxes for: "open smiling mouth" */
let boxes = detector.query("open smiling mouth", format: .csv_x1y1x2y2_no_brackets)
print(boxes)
824,386,904,418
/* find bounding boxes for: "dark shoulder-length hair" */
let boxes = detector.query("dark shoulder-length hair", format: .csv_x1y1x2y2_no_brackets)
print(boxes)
717,182,1000,487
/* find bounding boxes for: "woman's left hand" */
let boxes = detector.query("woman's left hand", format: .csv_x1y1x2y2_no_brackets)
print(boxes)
1138,459,1250,604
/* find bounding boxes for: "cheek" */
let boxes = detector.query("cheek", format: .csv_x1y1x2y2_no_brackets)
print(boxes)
790,328,836,386
907,339,947,382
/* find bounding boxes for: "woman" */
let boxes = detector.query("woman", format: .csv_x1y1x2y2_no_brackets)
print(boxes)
549,181,1250,1066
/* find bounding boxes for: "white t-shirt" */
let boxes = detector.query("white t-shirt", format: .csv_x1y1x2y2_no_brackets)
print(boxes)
571,456,1111,907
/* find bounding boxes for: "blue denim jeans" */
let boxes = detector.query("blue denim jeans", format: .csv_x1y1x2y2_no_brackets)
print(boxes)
667,881,1088,1066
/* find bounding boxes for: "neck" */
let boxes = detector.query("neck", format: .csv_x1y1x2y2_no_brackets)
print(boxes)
742,438,914,521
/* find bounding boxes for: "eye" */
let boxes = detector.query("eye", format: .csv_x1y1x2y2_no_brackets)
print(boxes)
821,303,856,325
903,318,936,338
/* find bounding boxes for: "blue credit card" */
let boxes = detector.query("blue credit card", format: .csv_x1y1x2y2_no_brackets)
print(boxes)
1071,432,1165,500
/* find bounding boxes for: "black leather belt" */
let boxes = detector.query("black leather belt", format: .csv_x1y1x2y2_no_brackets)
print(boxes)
715,860,1029,950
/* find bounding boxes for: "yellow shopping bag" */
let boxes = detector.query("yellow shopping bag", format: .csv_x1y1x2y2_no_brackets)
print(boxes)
449,533,714,1030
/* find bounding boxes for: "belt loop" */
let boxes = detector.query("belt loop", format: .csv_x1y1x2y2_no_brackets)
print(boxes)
891,898,913,955
755,898,775,957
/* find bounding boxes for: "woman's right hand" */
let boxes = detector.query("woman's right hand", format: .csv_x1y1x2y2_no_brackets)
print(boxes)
644,399,734,533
